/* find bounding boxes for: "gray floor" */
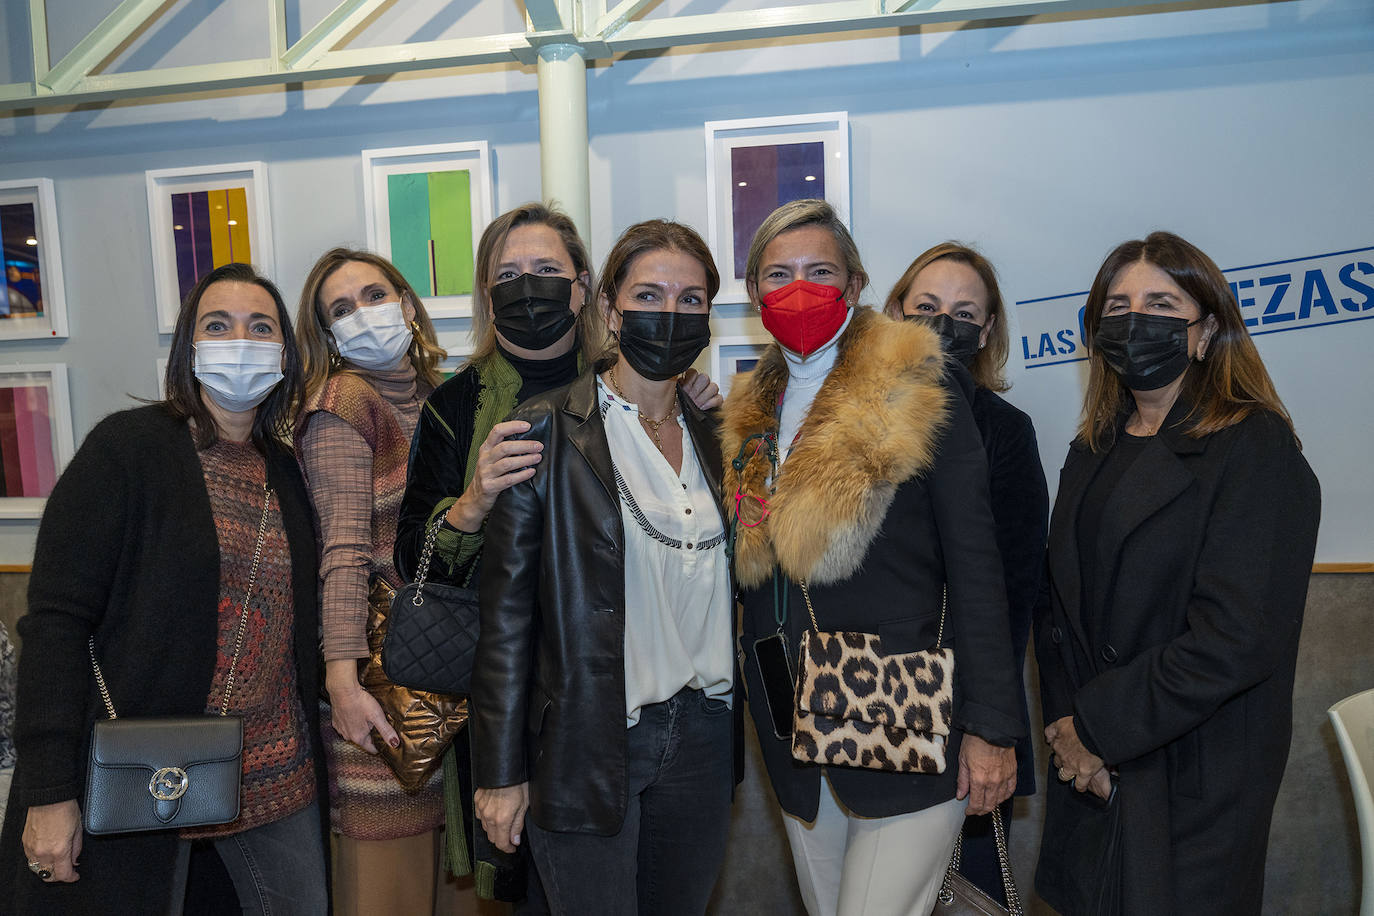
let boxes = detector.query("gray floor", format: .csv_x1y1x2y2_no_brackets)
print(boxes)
709,573,1373,915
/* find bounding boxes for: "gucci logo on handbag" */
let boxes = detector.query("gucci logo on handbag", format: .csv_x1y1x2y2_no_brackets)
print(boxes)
149,766,189,801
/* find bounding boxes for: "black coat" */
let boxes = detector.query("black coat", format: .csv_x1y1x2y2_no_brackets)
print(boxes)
0,406,325,915
1033,403,1320,915
972,387,1048,796
724,311,1027,821
470,370,744,835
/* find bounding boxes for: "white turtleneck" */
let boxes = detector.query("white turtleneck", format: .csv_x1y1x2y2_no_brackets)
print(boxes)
776,308,854,467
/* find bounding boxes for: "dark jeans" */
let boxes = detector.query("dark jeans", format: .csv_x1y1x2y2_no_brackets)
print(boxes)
168,801,328,916
525,687,733,916
957,798,1015,906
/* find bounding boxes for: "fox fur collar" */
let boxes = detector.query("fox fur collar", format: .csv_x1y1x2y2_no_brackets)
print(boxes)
721,307,950,589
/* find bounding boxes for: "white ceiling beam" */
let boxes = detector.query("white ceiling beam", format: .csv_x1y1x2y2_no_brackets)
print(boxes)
605,0,1154,50
526,0,567,32
39,0,167,93
594,0,660,39
282,0,388,71
268,0,289,68
29,0,49,83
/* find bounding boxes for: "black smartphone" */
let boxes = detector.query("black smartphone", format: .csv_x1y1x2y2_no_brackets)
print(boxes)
753,632,796,740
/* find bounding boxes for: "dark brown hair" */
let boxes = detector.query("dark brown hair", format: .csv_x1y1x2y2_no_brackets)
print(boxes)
1078,231,1296,451
163,262,303,450
470,202,601,365
295,248,447,400
595,219,720,360
883,242,1010,392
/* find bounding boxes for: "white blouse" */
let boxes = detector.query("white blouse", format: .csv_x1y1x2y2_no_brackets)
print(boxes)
598,378,734,726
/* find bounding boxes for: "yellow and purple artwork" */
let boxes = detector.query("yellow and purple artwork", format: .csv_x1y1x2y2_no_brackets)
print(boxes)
1,202,43,318
170,187,252,303
386,170,474,298
0,382,56,498
730,141,826,279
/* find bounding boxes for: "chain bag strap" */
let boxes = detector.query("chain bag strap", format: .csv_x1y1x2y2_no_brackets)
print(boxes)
936,807,1024,915
83,485,273,835
790,579,955,774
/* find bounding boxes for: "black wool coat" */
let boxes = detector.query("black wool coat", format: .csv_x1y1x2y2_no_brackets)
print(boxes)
0,406,325,915
1033,402,1320,916
470,369,744,835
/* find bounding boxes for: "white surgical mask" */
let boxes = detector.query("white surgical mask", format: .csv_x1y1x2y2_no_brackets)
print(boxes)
329,300,413,370
193,339,285,413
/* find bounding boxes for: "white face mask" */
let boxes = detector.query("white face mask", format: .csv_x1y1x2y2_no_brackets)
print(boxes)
329,299,413,370
193,339,285,413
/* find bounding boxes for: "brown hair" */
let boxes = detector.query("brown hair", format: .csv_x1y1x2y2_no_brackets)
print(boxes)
883,242,1010,392
1078,231,1297,451
744,199,868,300
595,219,720,360
163,262,304,450
469,202,602,365
295,247,446,400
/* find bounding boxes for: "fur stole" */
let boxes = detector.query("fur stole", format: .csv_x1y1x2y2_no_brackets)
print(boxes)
721,308,950,588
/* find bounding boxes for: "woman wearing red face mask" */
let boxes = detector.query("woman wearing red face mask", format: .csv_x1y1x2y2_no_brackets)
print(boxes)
722,200,1025,916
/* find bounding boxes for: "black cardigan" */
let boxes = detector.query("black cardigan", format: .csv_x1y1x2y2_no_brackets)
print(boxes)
0,405,324,915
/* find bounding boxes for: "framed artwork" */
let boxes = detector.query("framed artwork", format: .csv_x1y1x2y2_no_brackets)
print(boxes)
710,333,773,397
438,337,476,380
0,364,74,519
362,142,494,320
704,112,850,303
145,162,274,333
0,178,69,340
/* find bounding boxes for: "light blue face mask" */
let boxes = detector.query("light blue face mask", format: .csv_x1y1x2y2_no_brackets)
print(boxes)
329,299,413,370
193,339,284,413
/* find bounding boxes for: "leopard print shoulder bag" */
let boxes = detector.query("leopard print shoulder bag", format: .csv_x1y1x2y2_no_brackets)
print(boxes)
791,581,954,773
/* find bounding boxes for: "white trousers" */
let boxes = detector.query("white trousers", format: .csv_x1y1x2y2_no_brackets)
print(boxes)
782,775,966,916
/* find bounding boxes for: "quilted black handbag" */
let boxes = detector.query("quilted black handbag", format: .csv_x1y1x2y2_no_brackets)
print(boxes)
382,515,480,696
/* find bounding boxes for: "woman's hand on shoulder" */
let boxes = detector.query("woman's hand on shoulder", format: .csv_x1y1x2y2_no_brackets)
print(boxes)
474,782,529,854
325,659,398,754
447,420,541,532
680,368,723,411
22,800,83,884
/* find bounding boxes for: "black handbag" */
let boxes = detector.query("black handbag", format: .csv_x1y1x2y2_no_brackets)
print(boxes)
83,485,272,835
382,515,480,696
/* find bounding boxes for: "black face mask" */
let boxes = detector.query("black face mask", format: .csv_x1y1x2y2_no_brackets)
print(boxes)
1093,312,1199,391
615,310,711,382
905,312,983,366
491,274,578,351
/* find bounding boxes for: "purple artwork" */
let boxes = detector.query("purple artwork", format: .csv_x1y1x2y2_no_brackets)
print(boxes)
730,142,826,279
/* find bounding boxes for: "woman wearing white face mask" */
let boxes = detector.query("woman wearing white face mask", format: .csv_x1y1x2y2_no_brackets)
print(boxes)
293,248,456,916
3,263,328,914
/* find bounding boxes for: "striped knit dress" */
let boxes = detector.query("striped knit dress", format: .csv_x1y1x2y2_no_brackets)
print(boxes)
298,362,444,840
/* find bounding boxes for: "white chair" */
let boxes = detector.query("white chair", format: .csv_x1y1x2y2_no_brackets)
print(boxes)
1330,687,1374,916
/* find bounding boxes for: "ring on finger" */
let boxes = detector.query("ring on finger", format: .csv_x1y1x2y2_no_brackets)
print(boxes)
1057,766,1074,783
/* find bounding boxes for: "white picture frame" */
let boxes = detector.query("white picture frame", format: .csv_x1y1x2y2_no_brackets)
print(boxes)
361,142,494,320
710,333,773,397
0,363,75,519
704,112,850,304
0,178,69,340
145,162,274,333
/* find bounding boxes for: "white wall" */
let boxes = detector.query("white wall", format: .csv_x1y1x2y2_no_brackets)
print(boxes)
1,0,1371,563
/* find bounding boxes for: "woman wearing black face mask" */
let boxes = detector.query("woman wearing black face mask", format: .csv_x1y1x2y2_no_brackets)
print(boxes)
1033,232,1319,915
471,220,741,915
884,242,1048,907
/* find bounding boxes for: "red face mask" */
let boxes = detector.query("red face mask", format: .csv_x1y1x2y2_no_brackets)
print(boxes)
759,280,849,356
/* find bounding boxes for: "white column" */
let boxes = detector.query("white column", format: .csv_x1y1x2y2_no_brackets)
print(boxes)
536,43,591,243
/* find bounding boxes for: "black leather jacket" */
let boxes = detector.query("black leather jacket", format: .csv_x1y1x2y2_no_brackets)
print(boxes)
470,368,742,835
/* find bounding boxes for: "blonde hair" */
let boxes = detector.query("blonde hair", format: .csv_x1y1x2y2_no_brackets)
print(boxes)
744,199,868,299
468,202,604,366
883,242,1010,392
1077,231,1296,452
296,248,446,400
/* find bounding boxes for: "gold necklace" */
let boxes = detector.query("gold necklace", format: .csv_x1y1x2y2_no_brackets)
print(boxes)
608,365,676,454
